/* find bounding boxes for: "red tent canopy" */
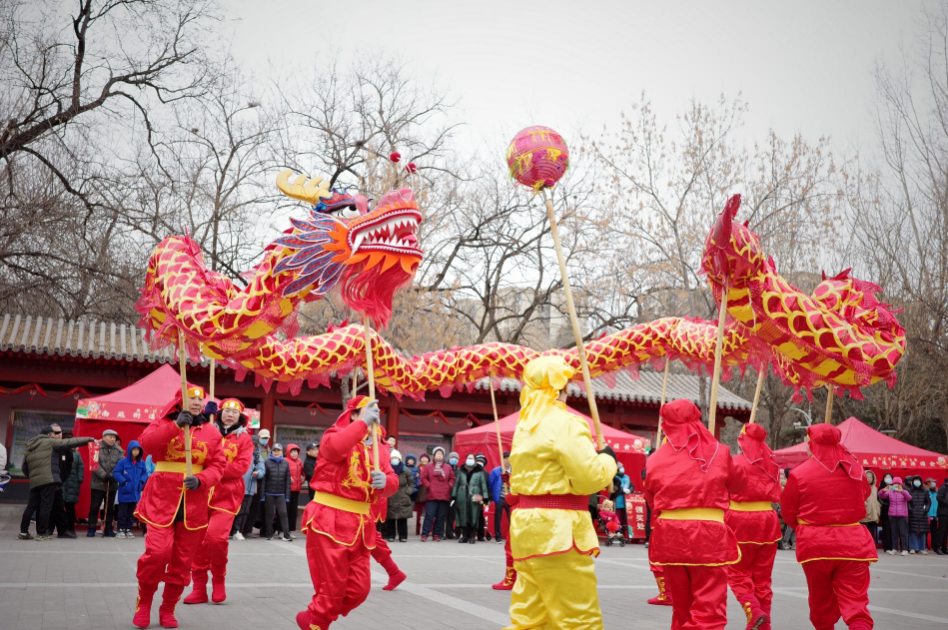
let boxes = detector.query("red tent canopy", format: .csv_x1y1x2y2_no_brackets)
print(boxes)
773,417,948,481
72,365,199,521
453,407,651,477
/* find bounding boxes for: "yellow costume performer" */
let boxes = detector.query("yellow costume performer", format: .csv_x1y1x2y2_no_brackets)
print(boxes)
506,356,618,630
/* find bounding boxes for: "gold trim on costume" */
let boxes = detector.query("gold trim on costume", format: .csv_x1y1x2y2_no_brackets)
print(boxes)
312,491,371,515
728,501,775,512
658,508,725,522
155,462,205,474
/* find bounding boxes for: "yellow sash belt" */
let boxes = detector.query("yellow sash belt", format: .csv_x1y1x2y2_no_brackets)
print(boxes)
798,519,860,527
659,508,725,522
155,462,204,474
312,491,370,515
729,501,775,512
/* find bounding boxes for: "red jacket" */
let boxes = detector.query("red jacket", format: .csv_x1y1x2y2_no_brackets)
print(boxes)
780,459,877,564
301,419,397,548
420,462,455,501
286,444,305,492
726,453,782,545
208,426,254,515
135,418,225,529
645,443,746,566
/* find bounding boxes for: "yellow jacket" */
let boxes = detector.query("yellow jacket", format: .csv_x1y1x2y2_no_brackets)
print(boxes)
509,400,617,560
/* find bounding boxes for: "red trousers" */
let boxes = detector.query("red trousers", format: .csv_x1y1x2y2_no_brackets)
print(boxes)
726,542,777,623
190,509,237,581
801,560,873,630
137,522,204,588
306,532,371,623
663,564,729,630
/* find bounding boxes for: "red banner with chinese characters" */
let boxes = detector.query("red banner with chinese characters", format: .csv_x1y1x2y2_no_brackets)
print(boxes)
626,493,648,540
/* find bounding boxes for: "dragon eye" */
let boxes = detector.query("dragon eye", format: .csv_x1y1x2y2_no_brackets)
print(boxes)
332,205,360,219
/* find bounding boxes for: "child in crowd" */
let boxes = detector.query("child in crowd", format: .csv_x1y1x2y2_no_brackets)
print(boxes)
599,499,622,544
112,440,148,538
879,477,912,555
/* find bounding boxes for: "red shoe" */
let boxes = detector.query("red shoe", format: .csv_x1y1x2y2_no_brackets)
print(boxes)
492,568,517,590
420,535,427,542
433,535,441,542
647,594,673,606
382,570,406,591
296,610,331,630
183,581,208,605
742,602,768,630
132,584,157,629
159,584,185,628
211,577,226,604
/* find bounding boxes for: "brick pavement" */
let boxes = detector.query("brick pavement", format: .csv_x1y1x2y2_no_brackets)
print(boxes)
1,508,947,630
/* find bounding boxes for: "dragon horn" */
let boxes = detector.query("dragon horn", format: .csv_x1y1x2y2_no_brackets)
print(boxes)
276,169,333,205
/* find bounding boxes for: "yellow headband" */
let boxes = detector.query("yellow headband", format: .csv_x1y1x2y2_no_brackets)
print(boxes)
187,386,205,400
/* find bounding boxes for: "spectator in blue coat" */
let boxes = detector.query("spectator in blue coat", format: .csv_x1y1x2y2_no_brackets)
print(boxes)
112,440,148,539
488,452,511,543
232,435,266,540
610,463,633,541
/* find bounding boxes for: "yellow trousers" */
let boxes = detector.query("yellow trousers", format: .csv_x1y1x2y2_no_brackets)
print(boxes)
505,550,603,630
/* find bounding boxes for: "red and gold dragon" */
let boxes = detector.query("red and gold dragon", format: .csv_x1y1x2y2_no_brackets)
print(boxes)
138,174,905,400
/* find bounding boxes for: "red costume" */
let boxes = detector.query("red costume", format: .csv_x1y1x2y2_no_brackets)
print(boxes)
185,398,254,606
297,396,398,630
725,423,781,630
370,427,406,591
133,386,226,629
492,492,518,590
780,424,876,630
645,399,746,630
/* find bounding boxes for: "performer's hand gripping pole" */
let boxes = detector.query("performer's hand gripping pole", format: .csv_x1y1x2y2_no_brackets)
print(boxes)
177,330,193,477
541,188,605,449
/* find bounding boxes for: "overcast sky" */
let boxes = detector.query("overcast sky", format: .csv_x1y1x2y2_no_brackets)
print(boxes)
229,1,926,156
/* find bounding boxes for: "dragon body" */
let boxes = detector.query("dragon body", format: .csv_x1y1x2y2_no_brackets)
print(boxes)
138,178,905,401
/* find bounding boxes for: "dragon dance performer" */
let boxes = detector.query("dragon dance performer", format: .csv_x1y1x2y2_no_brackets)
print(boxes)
645,399,746,630
184,398,254,606
780,424,877,630
726,423,782,630
133,386,225,629
296,396,398,630
506,356,617,630
647,563,672,607
371,426,407,592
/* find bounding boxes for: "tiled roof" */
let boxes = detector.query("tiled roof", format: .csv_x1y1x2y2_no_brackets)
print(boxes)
474,369,752,413
0,313,752,411
0,313,202,365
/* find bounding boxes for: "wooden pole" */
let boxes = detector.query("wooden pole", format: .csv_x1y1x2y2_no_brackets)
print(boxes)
656,358,671,447
177,330,193,477
541,189,605,449
824,385,835,424
488,375,506,491
748,368,765,425
208,358,216,424
363,316,380,471
707,285,729,437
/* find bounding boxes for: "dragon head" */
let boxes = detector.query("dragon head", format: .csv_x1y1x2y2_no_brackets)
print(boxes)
702,194,767,289
272,170,423,327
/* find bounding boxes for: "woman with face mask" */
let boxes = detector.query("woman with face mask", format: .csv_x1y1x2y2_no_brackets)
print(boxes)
451,454,489,543
860,471,881,548
385,449,415,543
878,474,893,552
906,476,932,554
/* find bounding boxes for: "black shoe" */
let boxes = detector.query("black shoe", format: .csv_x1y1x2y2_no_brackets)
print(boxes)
57,531,78,539
283,534,292,541
934,548,944,555
445,535,455,540
86,529,96,537
468,538,476,544
18,532,33,540
458,536,467,543
103,529,116,538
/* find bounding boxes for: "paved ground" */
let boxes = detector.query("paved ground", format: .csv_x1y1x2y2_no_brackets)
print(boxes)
1,508,947,630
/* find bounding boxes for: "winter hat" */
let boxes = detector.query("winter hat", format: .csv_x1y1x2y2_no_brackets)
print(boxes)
390,449,403,461
475,453,488,465
102,429,119,438
448,451,459,461
432,446,445,457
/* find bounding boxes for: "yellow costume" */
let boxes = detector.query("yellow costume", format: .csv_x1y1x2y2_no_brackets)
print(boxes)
506,356,617,630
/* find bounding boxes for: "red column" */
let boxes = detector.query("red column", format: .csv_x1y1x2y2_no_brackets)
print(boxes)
261,388,276,434
385,399,400,438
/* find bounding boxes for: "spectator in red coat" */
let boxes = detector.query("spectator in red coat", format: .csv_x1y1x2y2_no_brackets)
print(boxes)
420,446,455,541
286,444,304,537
